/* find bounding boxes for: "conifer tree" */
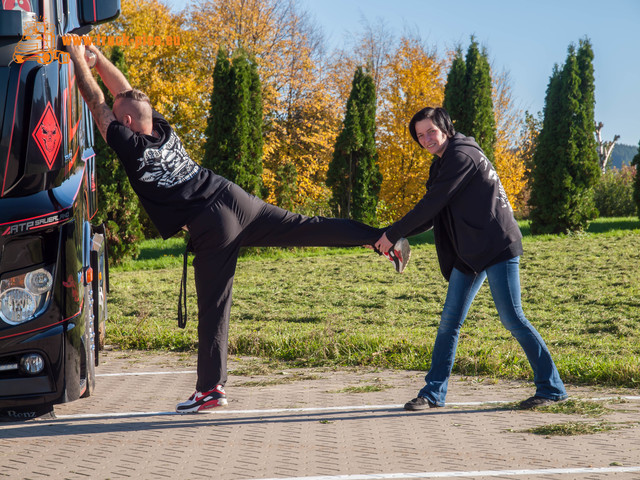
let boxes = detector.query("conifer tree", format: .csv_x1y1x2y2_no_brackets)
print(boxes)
203,47,263,197
203,47,231,174
529,67,563,232
274,162,297,211
573,39,600,218
443,47,466,132
530,40,600,233
326,67,381,223
464,39,496,162
442,38,496,162
246,49,264,194
94,46,143,262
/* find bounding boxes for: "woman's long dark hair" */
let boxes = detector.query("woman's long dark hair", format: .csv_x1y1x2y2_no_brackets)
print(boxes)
408,107,456,148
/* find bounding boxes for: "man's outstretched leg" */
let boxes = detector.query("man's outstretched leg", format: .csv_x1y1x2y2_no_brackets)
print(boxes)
235,183,411,272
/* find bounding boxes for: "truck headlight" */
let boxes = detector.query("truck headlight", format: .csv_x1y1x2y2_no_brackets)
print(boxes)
0,267,54,325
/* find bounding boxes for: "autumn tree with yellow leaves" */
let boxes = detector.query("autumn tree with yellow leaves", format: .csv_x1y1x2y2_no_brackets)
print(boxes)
377,36,446,219
492,71,529,215
97,0,201,154
187,0,339,208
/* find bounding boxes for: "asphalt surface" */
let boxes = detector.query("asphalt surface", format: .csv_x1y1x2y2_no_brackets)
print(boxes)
1,349,640,480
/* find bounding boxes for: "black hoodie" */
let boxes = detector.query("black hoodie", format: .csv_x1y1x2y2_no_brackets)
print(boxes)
385,133,523,280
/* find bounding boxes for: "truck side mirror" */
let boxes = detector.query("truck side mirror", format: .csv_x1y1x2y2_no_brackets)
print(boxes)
78,0,121,26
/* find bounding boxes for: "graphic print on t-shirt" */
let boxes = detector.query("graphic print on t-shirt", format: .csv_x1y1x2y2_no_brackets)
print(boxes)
136,130,200,188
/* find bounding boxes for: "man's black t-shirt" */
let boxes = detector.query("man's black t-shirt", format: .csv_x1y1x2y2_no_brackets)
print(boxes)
106,110,229,239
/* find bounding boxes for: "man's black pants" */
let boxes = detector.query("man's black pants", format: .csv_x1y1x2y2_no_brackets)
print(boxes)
187,182,385,391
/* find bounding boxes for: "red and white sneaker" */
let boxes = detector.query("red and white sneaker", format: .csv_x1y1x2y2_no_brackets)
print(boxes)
176,385,228,413
384,238,411,273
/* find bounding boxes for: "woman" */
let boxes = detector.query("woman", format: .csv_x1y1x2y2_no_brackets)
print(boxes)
375,107,567,410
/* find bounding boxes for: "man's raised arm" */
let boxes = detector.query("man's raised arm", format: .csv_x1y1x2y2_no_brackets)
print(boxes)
64,35,116,142
87,44,132,97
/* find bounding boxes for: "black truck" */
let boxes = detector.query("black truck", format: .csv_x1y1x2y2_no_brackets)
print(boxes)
0,0,120,420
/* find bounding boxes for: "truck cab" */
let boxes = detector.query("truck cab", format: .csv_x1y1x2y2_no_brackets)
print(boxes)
0,0,119,420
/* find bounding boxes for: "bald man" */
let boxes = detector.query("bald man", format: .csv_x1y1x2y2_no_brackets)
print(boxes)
66,37,410,413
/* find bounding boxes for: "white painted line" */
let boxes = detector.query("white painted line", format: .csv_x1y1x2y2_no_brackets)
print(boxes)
199,402,503,414
96,370,196,377
242,466,640,480
53,405,401,420
51,394,640,421
590,396,640,401
54,411,174,419
53,402,508,420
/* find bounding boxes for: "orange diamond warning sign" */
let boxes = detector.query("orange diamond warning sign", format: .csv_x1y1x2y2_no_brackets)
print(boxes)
32,102,61,169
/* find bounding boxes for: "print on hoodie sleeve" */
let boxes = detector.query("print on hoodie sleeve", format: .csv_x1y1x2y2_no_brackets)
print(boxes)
479,153,512,211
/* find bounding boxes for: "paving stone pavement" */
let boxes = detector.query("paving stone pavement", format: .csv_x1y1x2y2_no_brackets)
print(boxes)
1,349,640,480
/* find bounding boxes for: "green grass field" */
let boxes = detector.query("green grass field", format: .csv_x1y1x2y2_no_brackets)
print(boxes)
107,217,640,388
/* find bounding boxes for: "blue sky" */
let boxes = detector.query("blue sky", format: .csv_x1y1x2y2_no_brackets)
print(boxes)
168,0,639,147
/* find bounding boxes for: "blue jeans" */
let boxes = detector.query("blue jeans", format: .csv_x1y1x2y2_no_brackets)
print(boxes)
418,257,567,406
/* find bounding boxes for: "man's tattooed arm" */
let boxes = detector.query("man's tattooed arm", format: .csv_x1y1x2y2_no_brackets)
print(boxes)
65,35,116,142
